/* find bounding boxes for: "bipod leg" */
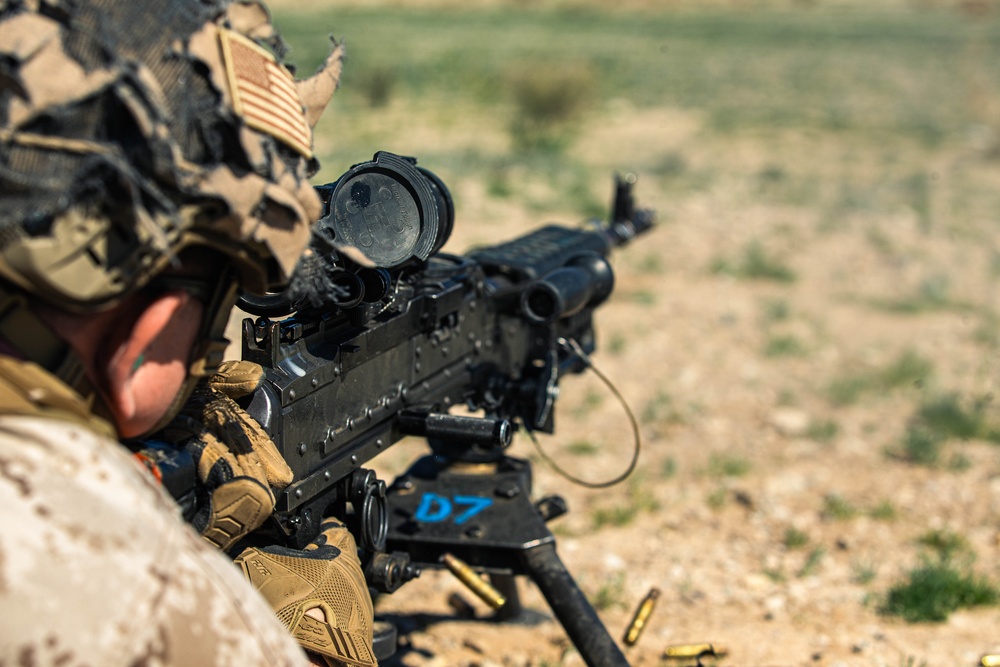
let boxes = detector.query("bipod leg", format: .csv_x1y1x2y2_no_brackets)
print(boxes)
521,541,630,667
385,454,629,665
489,574,522,622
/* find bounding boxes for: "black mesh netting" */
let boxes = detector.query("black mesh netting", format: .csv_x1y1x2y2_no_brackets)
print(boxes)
0,0,249,234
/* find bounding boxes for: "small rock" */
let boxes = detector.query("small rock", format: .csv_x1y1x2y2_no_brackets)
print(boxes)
744,573,772,591
764,594,786,615
733,489,755,509
603,553,626,570
769,408,810,437
463,639,485,654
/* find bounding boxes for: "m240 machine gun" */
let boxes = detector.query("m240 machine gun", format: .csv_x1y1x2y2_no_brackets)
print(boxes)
239,151,654,666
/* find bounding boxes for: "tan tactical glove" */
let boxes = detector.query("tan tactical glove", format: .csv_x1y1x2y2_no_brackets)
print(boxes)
235,521,378,667
162,360,293,551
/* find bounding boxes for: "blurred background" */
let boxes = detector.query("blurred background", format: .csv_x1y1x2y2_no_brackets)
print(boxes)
258,1,1000,664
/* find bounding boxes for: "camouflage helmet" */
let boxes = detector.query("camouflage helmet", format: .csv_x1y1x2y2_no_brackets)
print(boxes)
0,0,344,312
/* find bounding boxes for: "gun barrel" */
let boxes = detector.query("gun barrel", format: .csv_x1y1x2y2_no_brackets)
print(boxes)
520,254,614,324
398,411,513,449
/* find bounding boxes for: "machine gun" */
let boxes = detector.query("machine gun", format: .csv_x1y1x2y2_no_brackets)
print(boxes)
217,152,652,665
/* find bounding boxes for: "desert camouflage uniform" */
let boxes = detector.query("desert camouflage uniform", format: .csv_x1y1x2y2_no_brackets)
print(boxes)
0,357,310,666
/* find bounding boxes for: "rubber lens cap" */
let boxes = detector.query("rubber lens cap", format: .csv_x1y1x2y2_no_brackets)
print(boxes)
327,152,443,268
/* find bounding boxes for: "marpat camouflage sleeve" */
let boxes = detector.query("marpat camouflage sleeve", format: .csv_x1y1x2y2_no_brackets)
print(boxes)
0,415,310,667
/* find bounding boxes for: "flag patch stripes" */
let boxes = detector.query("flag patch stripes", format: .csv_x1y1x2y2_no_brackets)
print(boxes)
219,28,312,158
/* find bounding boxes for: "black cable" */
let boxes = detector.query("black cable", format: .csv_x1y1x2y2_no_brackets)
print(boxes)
526,337,641,489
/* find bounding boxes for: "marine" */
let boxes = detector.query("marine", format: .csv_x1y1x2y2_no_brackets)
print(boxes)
0,0,374,664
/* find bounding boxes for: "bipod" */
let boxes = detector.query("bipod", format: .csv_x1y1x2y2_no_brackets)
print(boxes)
384,443,630,667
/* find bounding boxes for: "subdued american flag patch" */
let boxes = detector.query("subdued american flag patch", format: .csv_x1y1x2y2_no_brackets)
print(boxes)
219,28,313,158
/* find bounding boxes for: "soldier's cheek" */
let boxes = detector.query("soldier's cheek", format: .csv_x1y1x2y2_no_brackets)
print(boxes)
109,291,204,437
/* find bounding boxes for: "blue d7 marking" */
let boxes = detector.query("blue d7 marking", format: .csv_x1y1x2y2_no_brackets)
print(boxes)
414,493,494,525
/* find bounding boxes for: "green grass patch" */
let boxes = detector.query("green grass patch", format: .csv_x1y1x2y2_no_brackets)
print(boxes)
870,274,976,315
353,65,396,108
915,393,1000,443
805,418,840,443
889,393,1000,467
826,349,933,406
948,451,973,472
566,439,601,455
881,529,999,622
764,334,808,358
777,389,798,406
852,560,878,585
761,298,791,322
590,571,627,611
918,529,971,559
636,253,665,274
783,526,810,550
973,312,1000,347
706,487,728,510
506,61,596,153
826,375,870,407
591,478,659,529
865,226,896,256
642,390,683,426
798,546,826,578
822,493,858,520
591,505,636,528
881,556,999,622
623,290,657,305
889,425,944,467
901,170,933,232
879,350,934,389
711,241,796,283
607,333,628,355
571,388,605,419
869,499,898,521
707,453,752,478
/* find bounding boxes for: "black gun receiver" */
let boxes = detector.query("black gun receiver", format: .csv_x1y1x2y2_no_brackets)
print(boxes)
234,151,653,666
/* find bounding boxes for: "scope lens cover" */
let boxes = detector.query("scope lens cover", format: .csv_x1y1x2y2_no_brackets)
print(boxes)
324,151,449,269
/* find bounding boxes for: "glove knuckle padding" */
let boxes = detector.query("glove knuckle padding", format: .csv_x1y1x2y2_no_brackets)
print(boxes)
195,386,293,488
201,476,274,550
162,359,294,549
315,522,358,553
236,527,376,666
208,359,264,398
